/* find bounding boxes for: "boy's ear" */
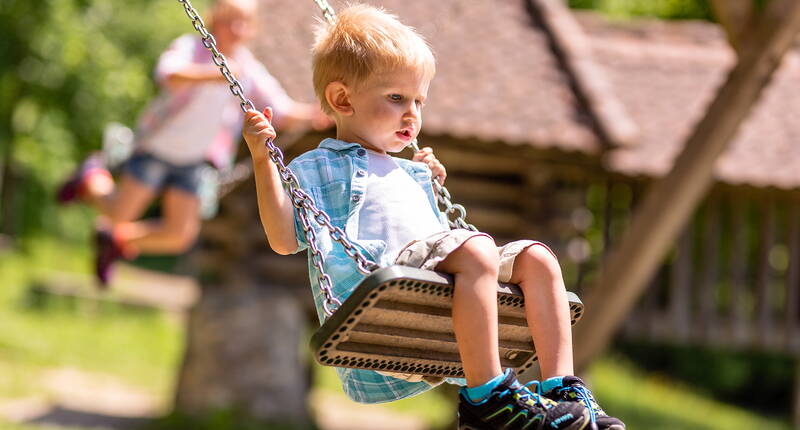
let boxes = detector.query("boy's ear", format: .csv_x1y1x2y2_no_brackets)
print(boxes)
325,81,354,116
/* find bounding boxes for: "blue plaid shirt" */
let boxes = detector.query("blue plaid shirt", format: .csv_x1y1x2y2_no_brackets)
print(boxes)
288,138,451,403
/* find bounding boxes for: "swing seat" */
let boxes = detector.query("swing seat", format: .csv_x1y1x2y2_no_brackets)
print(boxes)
310,265,584,379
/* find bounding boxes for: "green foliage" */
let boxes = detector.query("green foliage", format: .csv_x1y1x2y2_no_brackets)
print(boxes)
568,0,714,20
591,356,792,430
0,0,208,239
616,341,794,419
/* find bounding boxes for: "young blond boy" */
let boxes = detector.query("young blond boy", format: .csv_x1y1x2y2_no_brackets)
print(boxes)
57,0,326,285
243,5,624,430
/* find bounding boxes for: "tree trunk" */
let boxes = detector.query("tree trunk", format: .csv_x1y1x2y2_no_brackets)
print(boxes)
175,280,310,427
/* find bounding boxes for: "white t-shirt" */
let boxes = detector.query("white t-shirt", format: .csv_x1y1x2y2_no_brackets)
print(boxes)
135,35,293,168
357,150,446,261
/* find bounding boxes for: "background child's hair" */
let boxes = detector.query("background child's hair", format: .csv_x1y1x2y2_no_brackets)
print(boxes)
311,4,436,114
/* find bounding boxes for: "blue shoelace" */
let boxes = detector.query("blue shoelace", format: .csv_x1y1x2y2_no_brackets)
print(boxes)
556,384,600,423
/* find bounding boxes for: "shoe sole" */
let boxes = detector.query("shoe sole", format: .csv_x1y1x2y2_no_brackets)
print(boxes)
458,408,591,430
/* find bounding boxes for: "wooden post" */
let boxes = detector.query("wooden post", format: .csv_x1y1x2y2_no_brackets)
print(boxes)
755,196,776,348
729,197,750,346
699,198,721,341
669,227,693,342
573,0,800,371
795,359,800,430
786,198,800,352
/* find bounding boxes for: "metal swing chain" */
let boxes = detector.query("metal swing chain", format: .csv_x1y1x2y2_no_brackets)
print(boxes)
177,0,379,317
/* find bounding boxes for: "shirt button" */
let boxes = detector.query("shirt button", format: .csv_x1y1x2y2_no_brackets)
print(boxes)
356,149,366,156
352,195,362,202
356,169,366,177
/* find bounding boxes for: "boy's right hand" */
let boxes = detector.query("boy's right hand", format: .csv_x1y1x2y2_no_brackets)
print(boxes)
243,107,277,162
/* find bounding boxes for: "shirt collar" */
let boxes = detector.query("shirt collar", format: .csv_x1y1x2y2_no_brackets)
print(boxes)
318,137,363,152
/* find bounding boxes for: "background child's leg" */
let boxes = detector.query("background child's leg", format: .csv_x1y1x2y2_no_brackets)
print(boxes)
435,235,503,387
508,244,574,379
121,187,201,254
92,174,158,223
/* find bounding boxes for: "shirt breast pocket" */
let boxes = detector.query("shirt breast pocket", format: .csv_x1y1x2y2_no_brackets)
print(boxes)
308,180,349,224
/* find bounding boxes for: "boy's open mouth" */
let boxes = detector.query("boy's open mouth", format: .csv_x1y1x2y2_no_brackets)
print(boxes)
396,129,412,140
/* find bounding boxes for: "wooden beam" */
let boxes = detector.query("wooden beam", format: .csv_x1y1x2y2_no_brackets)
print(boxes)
709,0,757,54
573,0,800,371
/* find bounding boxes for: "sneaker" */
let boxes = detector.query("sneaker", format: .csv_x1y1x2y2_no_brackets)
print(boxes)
542,376,625,430
56,153,109,204
458,370,590,430
94,228,127,288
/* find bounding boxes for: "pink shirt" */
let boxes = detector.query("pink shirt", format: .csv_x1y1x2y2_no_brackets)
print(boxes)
135,35,292,168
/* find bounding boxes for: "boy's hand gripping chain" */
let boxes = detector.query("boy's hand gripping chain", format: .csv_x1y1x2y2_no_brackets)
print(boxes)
178,0,378,316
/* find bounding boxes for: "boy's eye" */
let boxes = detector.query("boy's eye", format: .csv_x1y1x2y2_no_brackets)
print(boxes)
388,94,403,102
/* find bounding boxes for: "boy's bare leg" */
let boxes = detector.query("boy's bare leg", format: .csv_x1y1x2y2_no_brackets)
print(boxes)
121,187,201,254
508,244,574,379
435,235,503,387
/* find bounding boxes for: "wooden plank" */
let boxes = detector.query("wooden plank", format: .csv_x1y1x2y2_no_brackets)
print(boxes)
729,197,750,346
756,197,776,348
434,147,529,175
444,176,523,206
669,227,693,342
573,0,800,370
527,0,639,147
699,198,721,341
786,199,800,351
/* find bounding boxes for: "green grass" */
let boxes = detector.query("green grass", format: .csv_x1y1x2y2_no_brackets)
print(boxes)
0,238,793,430
0,237,183,407
591,356,792,430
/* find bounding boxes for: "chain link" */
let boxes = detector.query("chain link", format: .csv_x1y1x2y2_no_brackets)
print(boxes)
312,0,338,25
177,0,379,316
409,140,477,231
178,0,255,113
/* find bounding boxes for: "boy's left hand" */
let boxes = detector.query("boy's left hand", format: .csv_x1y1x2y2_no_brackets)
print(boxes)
413,147,446,185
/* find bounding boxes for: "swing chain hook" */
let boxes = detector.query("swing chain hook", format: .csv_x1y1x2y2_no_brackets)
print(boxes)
178,0,379,317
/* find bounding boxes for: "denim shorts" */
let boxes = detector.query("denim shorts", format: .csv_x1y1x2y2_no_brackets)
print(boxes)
122,152,205,196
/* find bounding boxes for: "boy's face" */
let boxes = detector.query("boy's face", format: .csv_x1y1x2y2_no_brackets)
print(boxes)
341,67,430,154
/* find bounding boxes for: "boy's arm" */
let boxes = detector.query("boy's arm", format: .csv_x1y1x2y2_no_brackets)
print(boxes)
243,107,299,255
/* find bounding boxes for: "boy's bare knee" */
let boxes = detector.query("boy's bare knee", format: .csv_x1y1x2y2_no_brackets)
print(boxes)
452,235,499,275
520,244,562,278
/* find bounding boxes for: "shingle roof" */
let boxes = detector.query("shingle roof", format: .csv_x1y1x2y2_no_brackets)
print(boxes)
252,0,600,154
251,1,800,190
578,13,800,189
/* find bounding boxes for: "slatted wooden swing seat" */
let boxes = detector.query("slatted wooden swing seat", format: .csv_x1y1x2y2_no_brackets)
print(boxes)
310,265,584,379
178,0,586,380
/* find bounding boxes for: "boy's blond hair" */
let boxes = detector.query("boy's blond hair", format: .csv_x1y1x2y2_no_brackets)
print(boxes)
312,4,436,114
